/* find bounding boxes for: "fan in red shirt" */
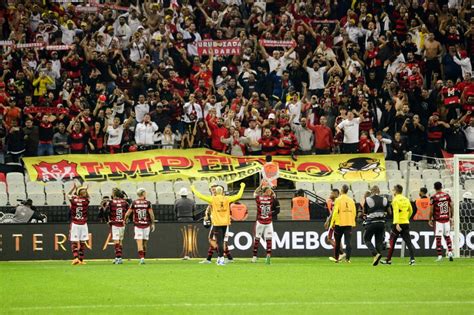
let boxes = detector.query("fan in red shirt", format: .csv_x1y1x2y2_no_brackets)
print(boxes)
206,115,228,152
106,188,129,264
251,185,275,264
277,124,298,157
429,182,454,262
124,188,155,264
67,115,90,154
258,127,279,156
68,183,90,265
441,80,462,120
358,131,374,153
461,78,474,112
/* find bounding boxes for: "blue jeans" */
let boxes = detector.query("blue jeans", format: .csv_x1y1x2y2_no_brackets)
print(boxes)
38,143,54,156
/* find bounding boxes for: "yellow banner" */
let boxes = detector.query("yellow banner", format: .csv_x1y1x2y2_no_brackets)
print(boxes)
22,149,386,183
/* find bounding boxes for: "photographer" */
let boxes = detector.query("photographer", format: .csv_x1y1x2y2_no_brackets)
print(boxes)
12,199,47,223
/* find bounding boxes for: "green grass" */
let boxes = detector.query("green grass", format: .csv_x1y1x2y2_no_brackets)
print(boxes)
1,257,473,315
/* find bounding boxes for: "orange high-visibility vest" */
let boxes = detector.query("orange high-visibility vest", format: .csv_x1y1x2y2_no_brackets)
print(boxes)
292,196,310,220
326,199,334,213
413,197,430,221
230,203,248,221
262,162,279,187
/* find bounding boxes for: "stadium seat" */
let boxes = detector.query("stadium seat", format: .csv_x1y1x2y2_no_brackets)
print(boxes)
440,169,452,178
0,182,6,194
100,181,118,196
89,193,103,206
6,172,24,184
423,178,439,191
409,190,420,201
295,182,314,192
386,170,402,180
173,181,191,193
388,179,405,190
370,181,388,190
27,182,45,194
385,160,399,170
316,190,330,200
464,180,474,191
119,182,137,196
194,194,208,205
403,169,422,179
422,169,440,180
399,160,410,172
46,193,65,206
44,182,63,194
351,181,369,192
331,182,350,190
192,180,210,194
155,181,173,193
147,191,157,204
314,182,331,192
0,192,8,206
353,190,368,202
63,180,76,193
136,181,156,195
8,192,27,205
417,160,428,170
157,192,176,205
407,178,424,192
84,181,100,191
213,180,228,191
0,173,5,182
28,192,46,206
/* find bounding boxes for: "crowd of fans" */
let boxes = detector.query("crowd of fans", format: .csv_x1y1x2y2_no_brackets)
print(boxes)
0,0,473,165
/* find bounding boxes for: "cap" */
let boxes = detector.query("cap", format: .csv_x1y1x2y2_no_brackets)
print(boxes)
460,50,468,59
433,112,440,117
137,187,146,195
156,102,163,107
98,95,107,102
179,187,189,196
248,117,256,122
221,66,228,72
268,113,276,120
463,191,473,199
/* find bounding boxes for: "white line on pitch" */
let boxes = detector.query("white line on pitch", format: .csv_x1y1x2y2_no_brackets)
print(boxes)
7,301,474,311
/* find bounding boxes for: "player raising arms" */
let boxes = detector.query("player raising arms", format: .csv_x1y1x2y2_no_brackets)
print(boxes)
251,184,275,264
429,182,454,262
124,188,155,265
192,182,245,266
324,189,345,262
68,182,90,265
107,188,129,264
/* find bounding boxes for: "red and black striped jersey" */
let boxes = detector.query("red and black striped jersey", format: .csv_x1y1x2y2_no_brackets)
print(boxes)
256,195,274,224
130,199,152,228
108,198,129,227
70,197,89,225
430,192,451,223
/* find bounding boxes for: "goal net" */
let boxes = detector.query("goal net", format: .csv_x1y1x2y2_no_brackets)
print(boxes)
452,155,474,258
405,153,473,258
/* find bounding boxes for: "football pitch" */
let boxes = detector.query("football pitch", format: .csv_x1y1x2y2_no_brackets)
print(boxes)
1,257,473,315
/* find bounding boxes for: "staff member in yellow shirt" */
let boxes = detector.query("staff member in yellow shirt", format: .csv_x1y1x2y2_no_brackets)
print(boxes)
330,185,356,263
382,184,416,266
192,182,245,266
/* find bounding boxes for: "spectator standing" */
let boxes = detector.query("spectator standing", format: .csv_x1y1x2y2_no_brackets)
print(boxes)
38,115,55,156
174,188,195,222
135,114,158,147
307,116,333,154
23,118,39,157
336,111,361,154
291,117,313,155
53,122,69,155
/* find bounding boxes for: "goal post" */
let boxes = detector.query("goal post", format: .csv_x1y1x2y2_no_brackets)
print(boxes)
453,154,474,258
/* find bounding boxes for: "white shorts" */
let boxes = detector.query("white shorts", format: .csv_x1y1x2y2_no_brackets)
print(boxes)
435,221,451,237
111,225,125,241
69,223,89,242
134,226,150,240
255,222,273,240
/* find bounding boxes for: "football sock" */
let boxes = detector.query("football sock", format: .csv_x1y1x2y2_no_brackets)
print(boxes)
78,242,85,261
71,242,79,259
266,239,272,256
445,235,452,252
143,250,146,258
115,243,122,258
252,238,260,257
386,232,398,261
207,246,214,260
138,250,145,259
436,236,443,256
224,248,233,260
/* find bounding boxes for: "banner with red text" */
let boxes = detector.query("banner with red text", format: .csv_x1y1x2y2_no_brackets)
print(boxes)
22,149,386,183
196,39,241,56
259,39,296,48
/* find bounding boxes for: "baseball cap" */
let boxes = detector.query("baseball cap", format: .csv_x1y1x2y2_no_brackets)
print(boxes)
268,113,276,120
221,66,228,72
179,187,189,196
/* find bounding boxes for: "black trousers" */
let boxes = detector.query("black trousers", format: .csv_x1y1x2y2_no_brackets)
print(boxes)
212,226,227,257
364,222,385,256
334,226,352,260
387,224,415,261
341,143,358,154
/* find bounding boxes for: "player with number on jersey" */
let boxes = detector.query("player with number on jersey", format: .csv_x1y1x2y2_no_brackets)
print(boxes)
107,188,129,264
251,184,275,265
68,182,90,265
124,188,155,265
429,182,454,262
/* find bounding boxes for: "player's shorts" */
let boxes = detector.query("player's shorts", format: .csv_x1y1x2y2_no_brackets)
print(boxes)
69,223,89,242
111,225,125,241
255,222,273,239
134,226,150,240
435,221,451,237
327,227,334,240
